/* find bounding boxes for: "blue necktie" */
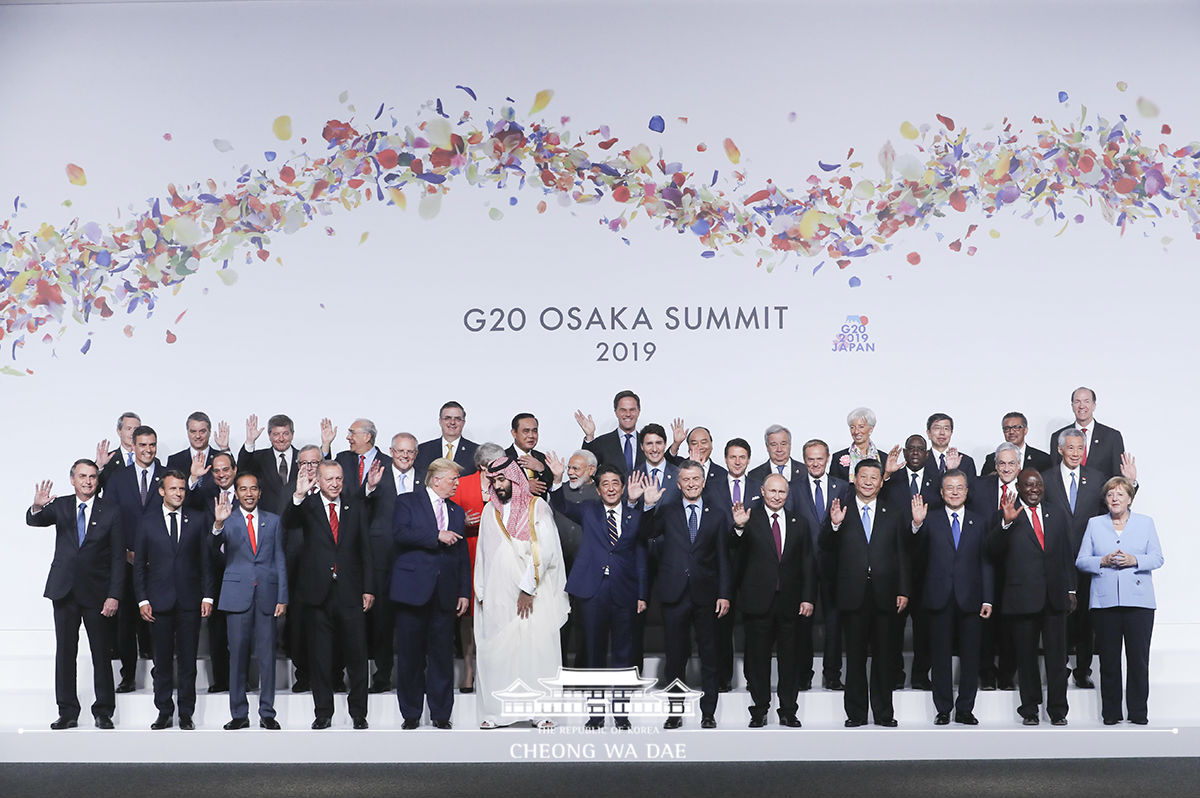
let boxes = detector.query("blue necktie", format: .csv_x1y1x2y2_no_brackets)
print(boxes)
125,451,133,467
1069,472,1078,513
777,464,786,476
814,479,825,522
910,472,919,496
77,503,87,546
939,453,947,473
951,511,961,549
861,504,872,541
687,504,699,544
623,434,634,474
398,472,407,493
652,468,660,488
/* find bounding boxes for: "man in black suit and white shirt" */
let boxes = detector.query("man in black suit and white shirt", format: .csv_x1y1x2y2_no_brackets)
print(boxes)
981,412,1051,476
95,411,140,492
237,413,302,516
27,460,123,729
926,413,977,483
666,424,729,485
1050,386,1127,482
576,389,645,476
415,401,479,477
969,442,1021,691
506,412,552,495
748,424,805,485
165,411,231,474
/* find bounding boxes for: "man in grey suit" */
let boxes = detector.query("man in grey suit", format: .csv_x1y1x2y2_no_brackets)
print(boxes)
212,473,288,730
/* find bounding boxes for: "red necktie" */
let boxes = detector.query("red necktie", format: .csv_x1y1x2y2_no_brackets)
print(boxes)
247,512,257,555
1029,506,1045,550
1080,427,1089,465
1000,483,1009,508
328,502,339,544
771,513,782,560
358,454,365,483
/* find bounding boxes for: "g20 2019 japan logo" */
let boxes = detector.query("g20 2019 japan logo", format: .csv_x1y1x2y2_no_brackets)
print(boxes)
833,315,874,352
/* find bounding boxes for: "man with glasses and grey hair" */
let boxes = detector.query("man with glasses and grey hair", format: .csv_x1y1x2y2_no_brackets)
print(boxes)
748,424,804,485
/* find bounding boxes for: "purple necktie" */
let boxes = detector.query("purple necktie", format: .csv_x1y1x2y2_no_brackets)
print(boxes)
732,479,742,505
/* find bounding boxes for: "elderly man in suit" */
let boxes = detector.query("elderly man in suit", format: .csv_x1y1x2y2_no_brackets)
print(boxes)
575,390,645,475
237,413,310,514
414,402,479,477
133,470,214,730
392,457,471,729
212,473,288,729
970,442,1022,691
732,474,816,727
551,450,599,667
748,424,806,486
27,459,123,729
981,412,1052,476
283,460,376,729
820,459,911,728
987,469,1076,725
912,470,993,725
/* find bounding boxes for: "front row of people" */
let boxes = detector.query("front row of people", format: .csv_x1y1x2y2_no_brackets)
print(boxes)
28,446,1163,731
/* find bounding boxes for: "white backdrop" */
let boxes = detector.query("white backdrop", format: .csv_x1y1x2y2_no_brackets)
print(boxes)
1,0,1196,631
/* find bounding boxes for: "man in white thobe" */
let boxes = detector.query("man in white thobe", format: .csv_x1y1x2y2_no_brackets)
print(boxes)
475,456,569,728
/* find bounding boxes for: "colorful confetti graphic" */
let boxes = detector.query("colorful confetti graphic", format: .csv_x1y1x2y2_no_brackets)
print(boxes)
2,86,1197,369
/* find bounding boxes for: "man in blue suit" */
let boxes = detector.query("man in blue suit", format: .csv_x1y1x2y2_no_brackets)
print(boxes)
548,455,657,730
133,470,214,730
642,460,731,729
912,470,993,725
212,472,288,730
391,457,471,729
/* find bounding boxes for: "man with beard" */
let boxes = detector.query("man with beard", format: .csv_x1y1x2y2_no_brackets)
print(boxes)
551,450,599,666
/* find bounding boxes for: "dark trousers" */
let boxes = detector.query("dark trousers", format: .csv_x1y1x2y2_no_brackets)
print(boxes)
227,603,278,720
842,581,898,724
892,605,931,682
928,603,982,715
715,610,735,686
577,579,637,722
743,594,805,720
560,595,588,667
114,562,152,680
52,597,115,720
366,581,397,685
662,597,719,718
1010,609,1068,720
306,597,368,720
810,575,842,680
1093,606,1154,723
394,596,456,722
205,610,230,689
1068,573,1095,677
979,612,1017,683
147,608,201,717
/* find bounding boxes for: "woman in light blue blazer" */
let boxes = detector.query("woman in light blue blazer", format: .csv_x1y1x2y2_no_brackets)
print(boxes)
1076,476,1164,725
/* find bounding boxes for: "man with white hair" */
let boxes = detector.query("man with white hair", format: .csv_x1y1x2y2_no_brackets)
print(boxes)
748,424,805,484
475,456,569,728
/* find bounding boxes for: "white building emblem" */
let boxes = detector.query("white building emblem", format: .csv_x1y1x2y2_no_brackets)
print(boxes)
494,667,703,719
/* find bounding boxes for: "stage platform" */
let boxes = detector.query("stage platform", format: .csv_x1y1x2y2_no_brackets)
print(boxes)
3,625,1198,764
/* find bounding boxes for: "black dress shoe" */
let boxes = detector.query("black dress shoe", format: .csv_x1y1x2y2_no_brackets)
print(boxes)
1131,718,1149,725
701,716,717,729
432,719,453,730
844,718,866,728
207,683,229,694
1103,718,1120,726
49,717,78,730
459,685,475,694
584,717,604,730
1073,675,1095,689
94,716,114,729
1050,717,1068,726
368,681,392,694
892,677,905,690
150,714,173,730
179,716,195,731
401,719,420,730
613,718,632,730
291,678,310,693
823,676,845,691
998,679,1017,691
311,717,332,730
224,717,250,730
934,713,950,726
779,715,803,728
353,717,369,730
115,679,135,694
875,718,899,727
1021,716,1039,726
797,680,812,692
332,680,347,693
979,675,997,691
259,717,280,730
748,716,767,728
911,676,934,691
664,717,683,729
954,712,979,726
717,682,732,693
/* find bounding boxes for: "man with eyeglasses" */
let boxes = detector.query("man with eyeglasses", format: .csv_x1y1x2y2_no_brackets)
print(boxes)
981,412,1051,476
281,446,325,692
415,402,479,478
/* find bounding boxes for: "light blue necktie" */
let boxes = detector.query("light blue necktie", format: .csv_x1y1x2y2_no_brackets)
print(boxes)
77,503,87,546
687,504,699,544
125,451,133,467
399,472,407,493
861,504,872,541
951,511,961,549
1069,472,1078,513
623,434,634,474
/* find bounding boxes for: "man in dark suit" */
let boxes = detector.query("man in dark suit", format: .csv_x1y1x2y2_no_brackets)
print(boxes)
279,445,326,693
96,411,140,492
987,469,1077,725
642,460,732,729
1050,386,1127,481
969,443,1021,691
391,457,471,730
551,450,599,667
981,412,1052,476
548,457,654,730
282,460,376,729
576,389,645,475
794,439,850,691
335,419,397,693
182,452,235,694
27,460,123,729
820,458,911,727
506,412,553,495
237,413,300,517
212,473,288,730
666,425,729,485
132,471,213,730
731,474,816,727
912,470,993,725
165,411,230,474
926,413,977,483
414,401,479,477
748,424,806,485
1042,428,1106,689
103,424,166,692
